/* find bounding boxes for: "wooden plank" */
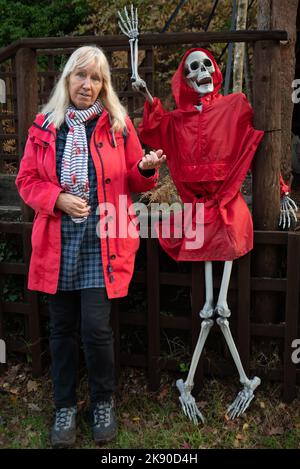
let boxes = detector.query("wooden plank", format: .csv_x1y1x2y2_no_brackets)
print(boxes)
120,353,146,368
254,230,288,244
283,233,300,402
0,276,5,372
253,28,282,230
191,262,204,394
126,50,134,116
146,237,161,390
132,271,146,283
251,278,287,291
0,154,19,161
15,48,38,223
0,221,32,233
119,312,146,326
22,227,42,376
160,315,190,329
0,133,18,139
159,272,191,286
252,10,283,322
0,114,18,119
0,262,27,275
237,253,251,374
0,31,289,62
251,323,285,337
145,48,154,105
1,302,31,315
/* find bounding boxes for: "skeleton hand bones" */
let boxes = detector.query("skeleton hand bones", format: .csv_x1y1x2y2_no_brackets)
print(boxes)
118,5,154,103
279,193,298,229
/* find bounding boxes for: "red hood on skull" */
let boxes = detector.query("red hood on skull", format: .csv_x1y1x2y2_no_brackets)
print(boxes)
171,48,223,111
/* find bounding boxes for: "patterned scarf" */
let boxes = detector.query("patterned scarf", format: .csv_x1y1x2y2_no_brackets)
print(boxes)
60,99,103,223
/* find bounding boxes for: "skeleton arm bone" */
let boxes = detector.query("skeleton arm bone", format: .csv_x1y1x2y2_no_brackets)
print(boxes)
118,5,154,104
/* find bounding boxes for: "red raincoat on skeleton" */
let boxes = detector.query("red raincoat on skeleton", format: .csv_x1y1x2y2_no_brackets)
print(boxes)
139,48,267,261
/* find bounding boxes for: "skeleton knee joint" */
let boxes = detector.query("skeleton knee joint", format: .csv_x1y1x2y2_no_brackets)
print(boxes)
201,318,214,331
216,316,229,328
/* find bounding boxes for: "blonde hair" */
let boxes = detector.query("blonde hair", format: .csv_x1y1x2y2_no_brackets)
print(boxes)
41,45,127,131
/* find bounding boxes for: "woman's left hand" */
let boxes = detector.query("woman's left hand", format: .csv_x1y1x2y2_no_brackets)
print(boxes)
138,149,166,171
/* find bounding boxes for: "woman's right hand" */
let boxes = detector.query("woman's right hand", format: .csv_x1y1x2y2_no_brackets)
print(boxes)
55,193,91,218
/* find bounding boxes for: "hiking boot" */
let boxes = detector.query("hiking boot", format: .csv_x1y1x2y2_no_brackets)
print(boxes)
50,406,77,448
92,398,117,443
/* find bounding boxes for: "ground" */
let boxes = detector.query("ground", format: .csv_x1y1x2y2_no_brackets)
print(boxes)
0,361,300,449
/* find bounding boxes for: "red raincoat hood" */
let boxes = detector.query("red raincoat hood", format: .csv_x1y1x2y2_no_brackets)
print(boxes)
171,48,223,111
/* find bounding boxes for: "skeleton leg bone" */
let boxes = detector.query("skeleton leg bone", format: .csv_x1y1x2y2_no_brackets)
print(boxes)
217,317,261,419
214,260,260,418
176,261,215,424
214,260,232,317
200,261,214,318
176,318,214,424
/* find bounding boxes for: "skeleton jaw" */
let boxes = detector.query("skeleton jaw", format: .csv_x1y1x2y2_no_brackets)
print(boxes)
188,75,214,96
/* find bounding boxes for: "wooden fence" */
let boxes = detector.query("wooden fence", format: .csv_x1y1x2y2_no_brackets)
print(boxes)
0,31,300,401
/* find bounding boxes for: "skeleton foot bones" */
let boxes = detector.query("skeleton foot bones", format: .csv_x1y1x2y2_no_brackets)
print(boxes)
176,299,260,425
176,317,261,425
176,379,204,425
227,376,261,420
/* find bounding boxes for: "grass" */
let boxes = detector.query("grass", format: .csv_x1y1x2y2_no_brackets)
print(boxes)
0,361,300,449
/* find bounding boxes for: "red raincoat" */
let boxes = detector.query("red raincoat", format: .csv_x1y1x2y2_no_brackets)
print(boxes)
139,48,267,261
16,111,158,298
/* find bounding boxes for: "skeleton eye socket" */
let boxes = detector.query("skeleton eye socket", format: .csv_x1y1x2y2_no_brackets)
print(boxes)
190,61,199,71
203,58,212,68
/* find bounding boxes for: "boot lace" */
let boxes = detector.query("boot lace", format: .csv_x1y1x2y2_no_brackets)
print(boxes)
93,400,112,428
55,406,76,430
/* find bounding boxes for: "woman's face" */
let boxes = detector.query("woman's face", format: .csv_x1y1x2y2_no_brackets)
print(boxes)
68,61,103,109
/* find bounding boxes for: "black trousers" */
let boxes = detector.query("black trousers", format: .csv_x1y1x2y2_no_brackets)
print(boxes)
48,288,114,409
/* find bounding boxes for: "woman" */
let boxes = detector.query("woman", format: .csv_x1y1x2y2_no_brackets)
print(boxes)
16,45,165,447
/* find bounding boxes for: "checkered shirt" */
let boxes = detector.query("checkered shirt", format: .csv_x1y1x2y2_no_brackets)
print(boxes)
56,117,104,290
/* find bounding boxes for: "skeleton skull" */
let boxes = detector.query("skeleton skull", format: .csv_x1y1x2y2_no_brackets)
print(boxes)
184,51,215,96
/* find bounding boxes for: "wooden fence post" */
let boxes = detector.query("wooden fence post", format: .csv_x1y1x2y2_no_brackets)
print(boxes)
252,39,281,229
252,5,282,323
191,262,204,394
15,48,41,376
283,232,300,402
15,47,38,222
147,237,161,390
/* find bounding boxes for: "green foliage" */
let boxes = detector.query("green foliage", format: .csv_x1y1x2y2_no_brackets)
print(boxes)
0,0,91,47
78,0,234,36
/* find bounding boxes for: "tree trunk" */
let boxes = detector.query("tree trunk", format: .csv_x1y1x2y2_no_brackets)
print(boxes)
233,0,249,92
253,0,281,230
273,0,299,181
252,0,282,323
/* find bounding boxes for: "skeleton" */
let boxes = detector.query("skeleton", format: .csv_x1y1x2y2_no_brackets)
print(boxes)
118,6,298,424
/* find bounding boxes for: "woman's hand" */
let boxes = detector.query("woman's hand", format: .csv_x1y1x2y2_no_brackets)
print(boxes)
138,149,166,171
55,193,91,218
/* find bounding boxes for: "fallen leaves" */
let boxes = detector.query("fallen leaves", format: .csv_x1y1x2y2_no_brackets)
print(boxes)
265,427,285,436
26,380,39,393
27,403,41,413
182,441,191,449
